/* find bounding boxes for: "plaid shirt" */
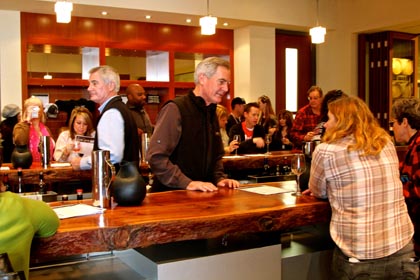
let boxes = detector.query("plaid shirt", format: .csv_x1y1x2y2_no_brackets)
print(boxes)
290,104,321,146
310,136,414,259
400,131,420,255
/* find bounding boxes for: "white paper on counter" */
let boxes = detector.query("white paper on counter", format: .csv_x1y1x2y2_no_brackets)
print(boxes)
0,167,10,170
240,185,294,195
50,162,71,167
52,204,105,219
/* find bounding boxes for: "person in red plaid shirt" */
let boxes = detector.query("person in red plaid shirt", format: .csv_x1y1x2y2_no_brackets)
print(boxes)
290,85,323,147
391,98,420,257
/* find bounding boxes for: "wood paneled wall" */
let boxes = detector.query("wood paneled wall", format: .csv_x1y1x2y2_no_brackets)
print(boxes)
20,13,235,128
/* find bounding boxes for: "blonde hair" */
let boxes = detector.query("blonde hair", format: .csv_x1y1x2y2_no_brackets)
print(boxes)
22,96,46,123
322,96,390,156
68,107,95,139
216,104,228,120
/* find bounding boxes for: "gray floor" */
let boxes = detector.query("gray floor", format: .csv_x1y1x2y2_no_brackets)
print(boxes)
30,254,147,280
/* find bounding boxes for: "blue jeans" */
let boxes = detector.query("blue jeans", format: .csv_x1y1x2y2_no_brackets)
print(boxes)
331,241,419,280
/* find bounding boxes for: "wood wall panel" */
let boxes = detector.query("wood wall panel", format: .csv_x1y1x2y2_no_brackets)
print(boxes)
21,13,233,53
20,12,234,128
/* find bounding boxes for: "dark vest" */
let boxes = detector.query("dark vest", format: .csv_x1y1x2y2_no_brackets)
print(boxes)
169,91,224,183
94,96,139,168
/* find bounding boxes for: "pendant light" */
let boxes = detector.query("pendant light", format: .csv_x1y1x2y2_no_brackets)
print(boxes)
309,0,326,44
200,0,217,35
55,0,73,23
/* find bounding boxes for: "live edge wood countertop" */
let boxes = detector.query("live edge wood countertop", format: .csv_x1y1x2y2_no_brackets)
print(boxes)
30,181,331,261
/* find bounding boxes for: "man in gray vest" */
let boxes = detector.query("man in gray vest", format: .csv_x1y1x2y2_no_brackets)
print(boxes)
71,65,139,170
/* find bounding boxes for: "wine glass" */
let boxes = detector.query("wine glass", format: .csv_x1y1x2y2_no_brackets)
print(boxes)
265,134,272,154
291,154,306,196
233,134,241,156
73,140,82,157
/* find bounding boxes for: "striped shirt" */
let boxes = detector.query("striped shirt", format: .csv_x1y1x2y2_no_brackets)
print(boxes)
309,136,414,259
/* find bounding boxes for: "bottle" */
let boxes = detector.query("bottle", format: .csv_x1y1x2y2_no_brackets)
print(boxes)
38,172,46,194
17,168,23,193
2,173,11,192
281,157,291,175
76,189,83,201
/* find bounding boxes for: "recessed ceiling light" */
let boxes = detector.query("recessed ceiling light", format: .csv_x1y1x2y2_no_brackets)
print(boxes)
101,11,108,16
145,15,152,19
186,18,192,23
223,22,229,26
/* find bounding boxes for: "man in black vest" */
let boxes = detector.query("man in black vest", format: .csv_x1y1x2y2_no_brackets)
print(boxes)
147,57,239,192
71,65,139,170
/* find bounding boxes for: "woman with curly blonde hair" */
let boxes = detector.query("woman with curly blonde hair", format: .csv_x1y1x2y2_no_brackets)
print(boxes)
308,96,418,279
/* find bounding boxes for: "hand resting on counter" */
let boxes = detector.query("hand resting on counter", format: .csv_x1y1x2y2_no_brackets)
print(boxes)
186,178,240,192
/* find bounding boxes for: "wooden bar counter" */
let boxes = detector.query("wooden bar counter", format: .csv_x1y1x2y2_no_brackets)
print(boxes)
30,181,331,261
222,150,299,171
0,162,92,186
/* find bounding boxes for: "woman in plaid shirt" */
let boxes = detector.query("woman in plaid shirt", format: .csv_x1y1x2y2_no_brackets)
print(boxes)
391,98,420,258
308,96,418,279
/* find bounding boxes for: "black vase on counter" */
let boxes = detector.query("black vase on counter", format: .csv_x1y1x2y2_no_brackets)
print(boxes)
11,144,32,169
112,161,147,206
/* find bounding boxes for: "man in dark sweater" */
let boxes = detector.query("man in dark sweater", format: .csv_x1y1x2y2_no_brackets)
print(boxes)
146,57,239,192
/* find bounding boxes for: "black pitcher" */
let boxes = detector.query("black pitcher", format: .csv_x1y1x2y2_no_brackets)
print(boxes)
11,145,32,169
112,161,146,206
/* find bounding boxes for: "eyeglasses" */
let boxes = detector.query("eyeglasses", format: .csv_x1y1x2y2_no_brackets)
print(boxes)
308,96,321,101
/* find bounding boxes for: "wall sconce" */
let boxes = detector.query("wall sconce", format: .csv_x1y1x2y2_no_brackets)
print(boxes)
200,0,217,35
309,0,326,44
55,0,73,23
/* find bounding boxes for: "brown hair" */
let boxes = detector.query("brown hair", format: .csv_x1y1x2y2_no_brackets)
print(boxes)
68,107,95,139
277,109,294,128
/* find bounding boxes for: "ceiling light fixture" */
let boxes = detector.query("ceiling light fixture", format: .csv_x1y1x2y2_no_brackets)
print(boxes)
200,0,217,35
55,0,73,23
309,0,326,44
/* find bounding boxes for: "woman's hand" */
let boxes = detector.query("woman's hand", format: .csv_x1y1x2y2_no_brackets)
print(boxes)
228,140,239,153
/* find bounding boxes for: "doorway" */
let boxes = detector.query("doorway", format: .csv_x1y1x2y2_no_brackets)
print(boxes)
275,31,315,113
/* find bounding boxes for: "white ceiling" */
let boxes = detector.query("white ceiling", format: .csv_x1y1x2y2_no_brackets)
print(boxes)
0,0,298,31
1,0,420,34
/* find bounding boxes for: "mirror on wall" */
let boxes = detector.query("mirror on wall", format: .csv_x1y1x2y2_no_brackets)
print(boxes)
174,52,230,82
27,44,99,79
27,44,230,83
105,48,170,82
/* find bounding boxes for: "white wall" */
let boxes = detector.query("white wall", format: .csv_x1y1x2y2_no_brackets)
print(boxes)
234,26,275,105
0,11,22,112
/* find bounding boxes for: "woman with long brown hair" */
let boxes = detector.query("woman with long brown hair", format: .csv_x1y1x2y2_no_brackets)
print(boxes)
257,95,277,135
54,106,95,162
